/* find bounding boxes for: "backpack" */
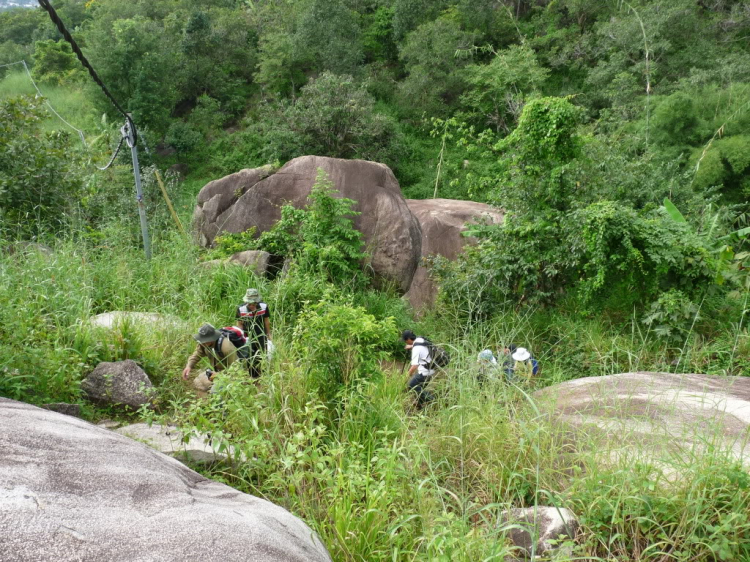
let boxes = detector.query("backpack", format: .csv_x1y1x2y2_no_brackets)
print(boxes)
215,326,249,360
414,339,451,370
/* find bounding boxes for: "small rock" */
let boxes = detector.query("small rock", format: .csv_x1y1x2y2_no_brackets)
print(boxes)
5,241,53,257
41,403,81,418
96,419,121,430
227,250,270,276
168,162,189,178
501,506,578,557
82,360,153,410
116,423,236,465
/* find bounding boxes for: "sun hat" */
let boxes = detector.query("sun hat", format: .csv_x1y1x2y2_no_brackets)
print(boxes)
478,349,497,364
243,288,260,303
511,347,531,362
194,323,220,344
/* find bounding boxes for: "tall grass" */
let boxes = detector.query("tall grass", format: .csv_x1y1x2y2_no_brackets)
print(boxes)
0,70,101,135
2,223,750,560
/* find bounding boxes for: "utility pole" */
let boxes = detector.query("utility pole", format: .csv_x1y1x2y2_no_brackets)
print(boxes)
123,119,151,260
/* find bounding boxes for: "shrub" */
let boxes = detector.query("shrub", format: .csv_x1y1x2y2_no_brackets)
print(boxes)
256,168,367,287
293,294,396,405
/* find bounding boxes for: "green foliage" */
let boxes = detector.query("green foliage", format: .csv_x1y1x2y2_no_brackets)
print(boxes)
208,228,258,259
31,39,84,85
574,201,713,305
165,121,202,155
495,96,583,214
398,13,474,116
652,91,699,146
255,31,305,97
293,295,395,404
256,168,367,287
295,0,363,75
242,72,401,166
460,44,549,133
642,289,700,345
0,96,85,235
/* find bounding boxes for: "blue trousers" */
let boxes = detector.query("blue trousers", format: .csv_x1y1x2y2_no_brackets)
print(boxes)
407,371,434,408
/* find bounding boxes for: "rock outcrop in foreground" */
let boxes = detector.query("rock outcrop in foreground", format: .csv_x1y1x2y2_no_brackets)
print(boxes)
534,372,750,471
0,398,332,562
404,198,503,312
193,156,422,293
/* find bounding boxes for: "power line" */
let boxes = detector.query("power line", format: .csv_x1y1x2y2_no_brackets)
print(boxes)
36,0,137,146
1,59,87,145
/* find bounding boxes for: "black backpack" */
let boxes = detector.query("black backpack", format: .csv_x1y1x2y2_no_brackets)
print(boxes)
414,339,450,370
215,327,250,360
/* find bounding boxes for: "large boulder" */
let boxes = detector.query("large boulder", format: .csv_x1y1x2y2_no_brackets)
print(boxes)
81,360,153,410
534,372,750,472
404,199,503,312
193,156,422,293
0,398,332,562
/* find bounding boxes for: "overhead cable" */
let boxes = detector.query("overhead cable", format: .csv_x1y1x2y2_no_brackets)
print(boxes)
36,0,137,145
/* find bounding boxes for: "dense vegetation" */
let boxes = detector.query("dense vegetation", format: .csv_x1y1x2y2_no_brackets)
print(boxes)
2,0,750,560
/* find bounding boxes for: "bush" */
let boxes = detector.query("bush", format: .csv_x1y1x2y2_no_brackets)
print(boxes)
293,294,396,404
165,121,203,154
256,168,367,287
0,96,86,236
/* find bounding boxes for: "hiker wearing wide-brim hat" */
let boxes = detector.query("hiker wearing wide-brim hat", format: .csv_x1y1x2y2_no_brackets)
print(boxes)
182,323,242,391
236,288,272,379
506,345,539,380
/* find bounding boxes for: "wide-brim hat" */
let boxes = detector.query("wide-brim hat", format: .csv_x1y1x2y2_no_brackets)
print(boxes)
194,323,220,344
512,347,531,362
243,288,260,303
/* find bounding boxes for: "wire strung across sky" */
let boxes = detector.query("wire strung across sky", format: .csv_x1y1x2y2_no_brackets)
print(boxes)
1,59,87,146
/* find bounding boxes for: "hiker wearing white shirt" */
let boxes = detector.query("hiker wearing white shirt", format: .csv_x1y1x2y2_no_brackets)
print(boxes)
401,329,435,409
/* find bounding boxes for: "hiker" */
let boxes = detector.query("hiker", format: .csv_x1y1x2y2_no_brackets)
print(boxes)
503,344,539,381
236,288,271,379
181,323,247,391
477,349,500,384
402,329,436,409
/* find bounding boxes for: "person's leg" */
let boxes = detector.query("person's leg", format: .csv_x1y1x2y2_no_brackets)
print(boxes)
247,344,261,379
407,372,433,408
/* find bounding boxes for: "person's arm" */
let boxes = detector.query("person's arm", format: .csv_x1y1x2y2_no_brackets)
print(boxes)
407,345,419,377
264,316,271,339
182,344,205,380
236,307,246,336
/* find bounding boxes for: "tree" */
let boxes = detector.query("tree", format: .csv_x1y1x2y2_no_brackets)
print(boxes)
294,0,363,76
31,40,84,85
398,13,475,115
460,44,549,133
290,72,399,162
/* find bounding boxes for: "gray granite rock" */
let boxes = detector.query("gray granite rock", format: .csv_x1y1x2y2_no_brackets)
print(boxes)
81,360,153,410
404,198,503,313
0,398,332,562
501,506,578,557
534,372,750,472
193,156,422,293
115,423,234,465
41,403,81,418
